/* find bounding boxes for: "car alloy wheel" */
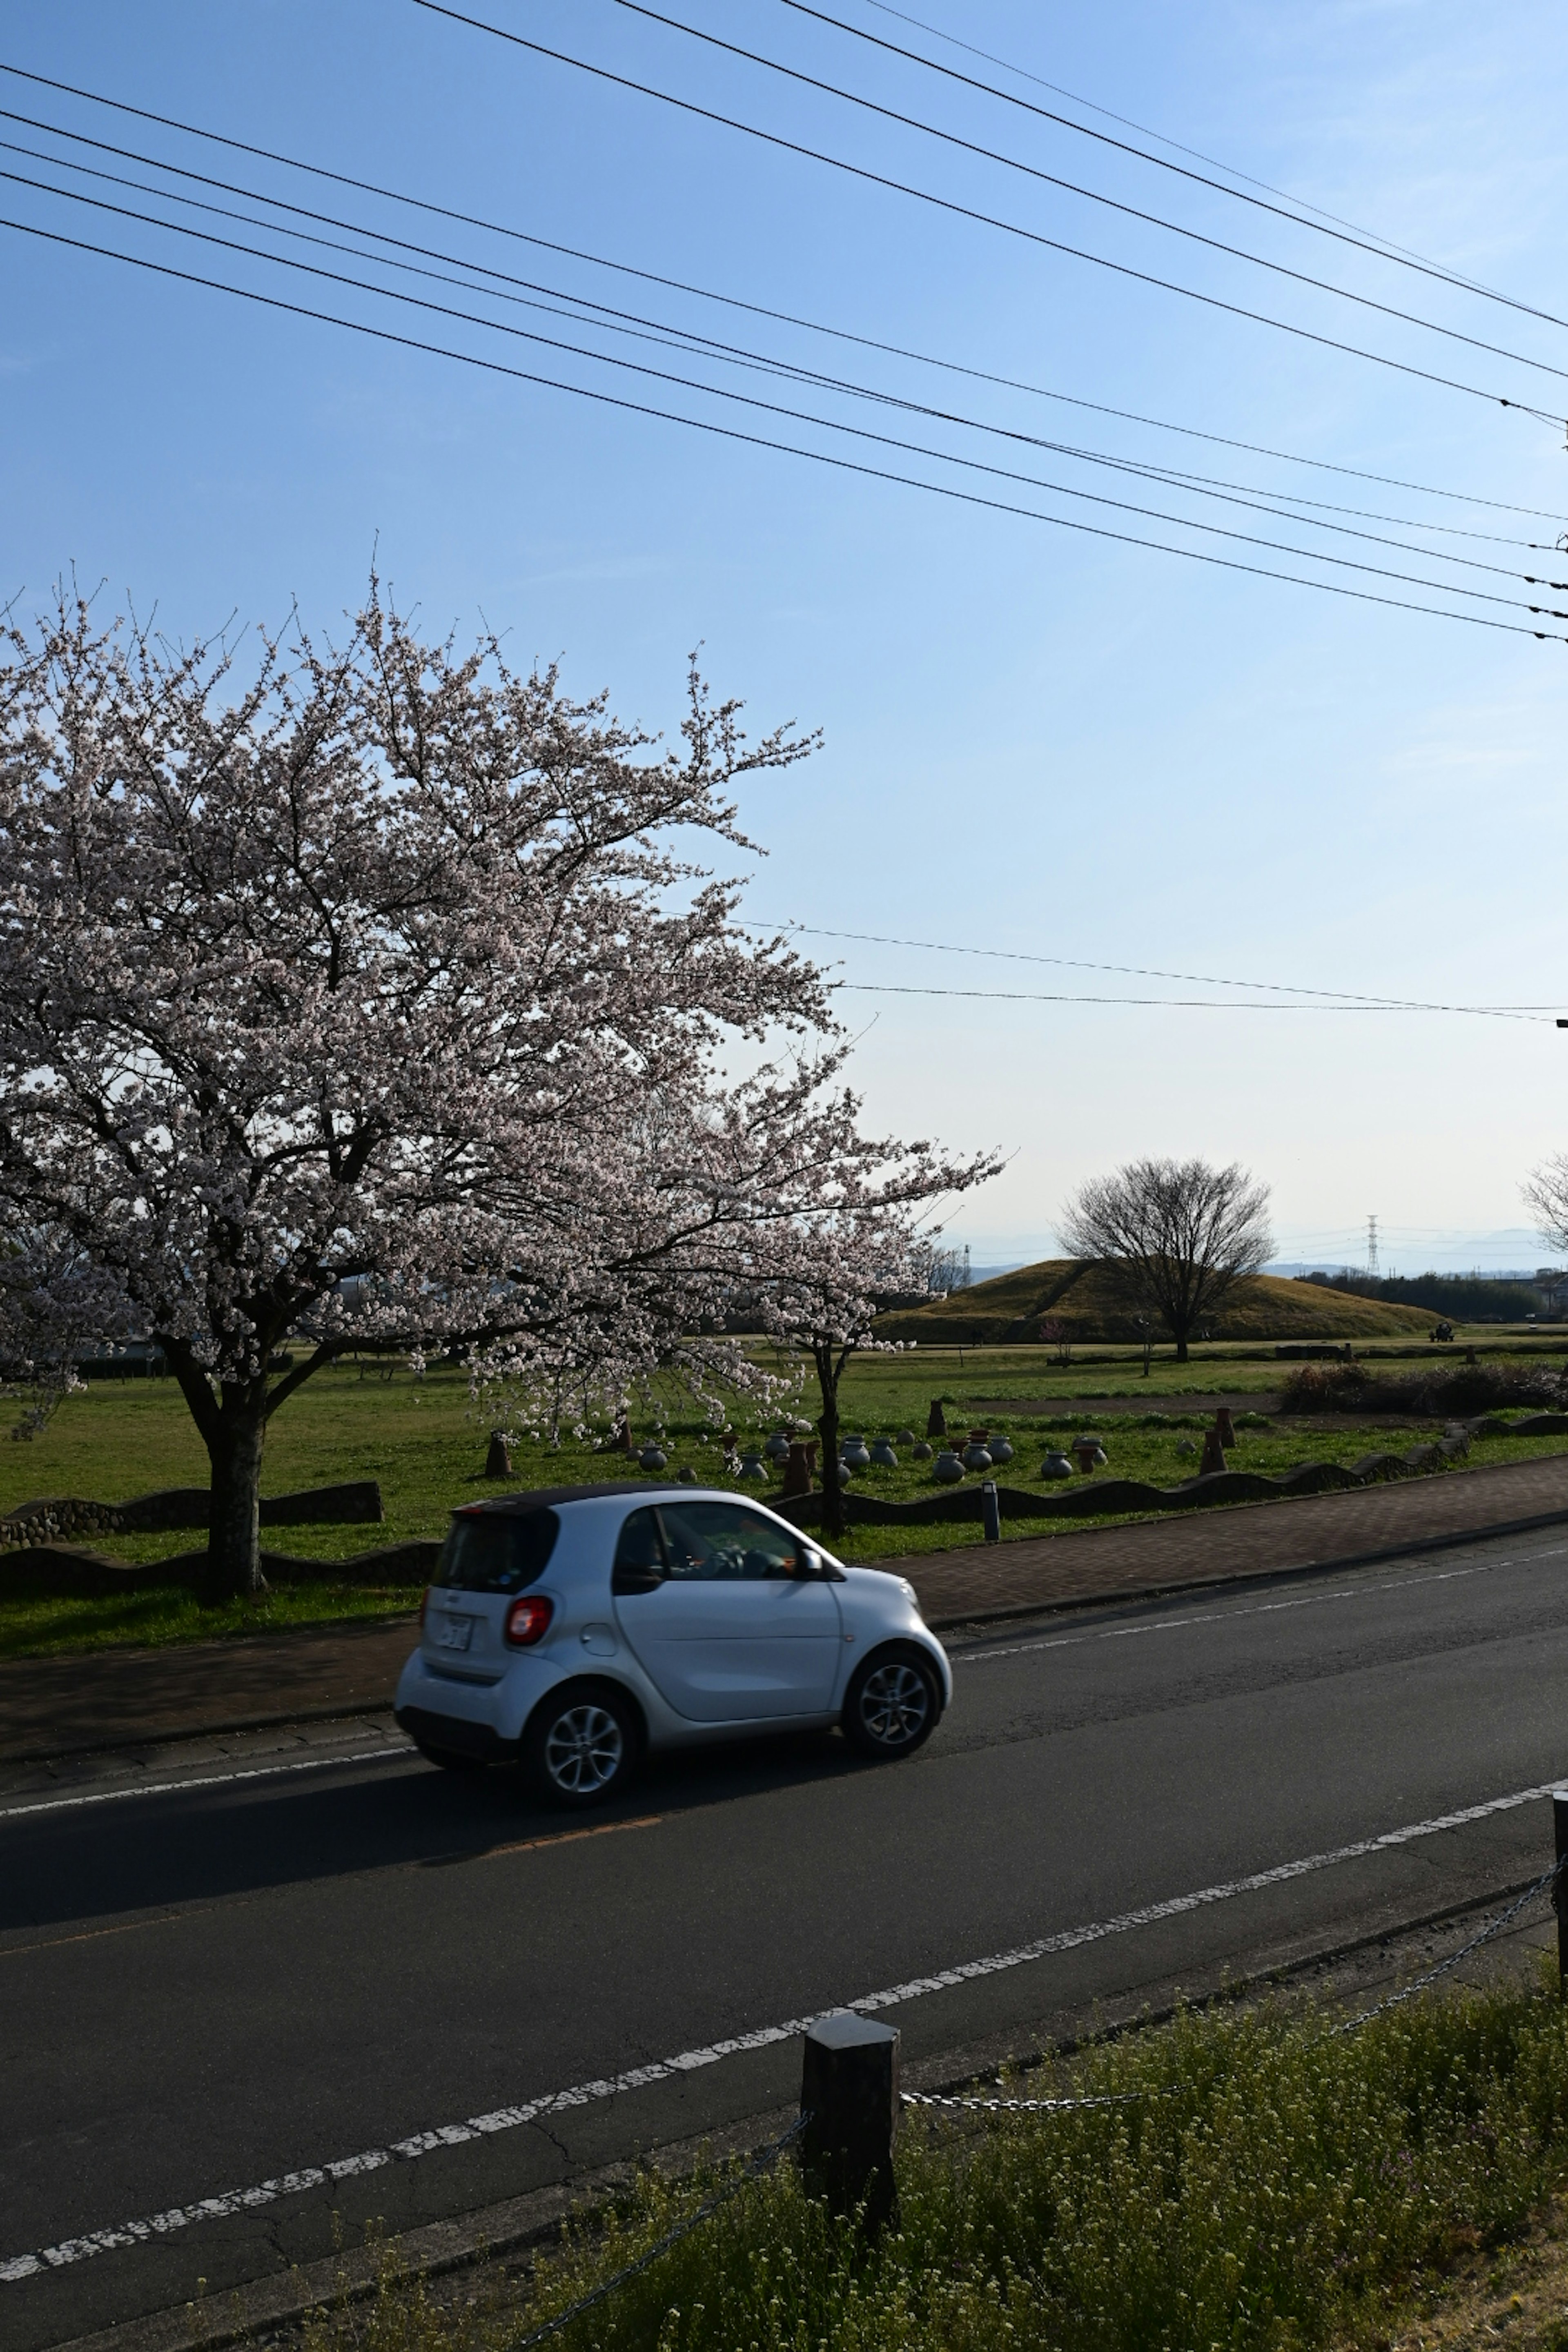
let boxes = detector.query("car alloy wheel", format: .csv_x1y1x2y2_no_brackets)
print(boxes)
527,1686,637,1806
844,1648,940,1760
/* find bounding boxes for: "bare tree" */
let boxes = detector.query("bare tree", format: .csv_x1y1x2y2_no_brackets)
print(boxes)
1525,1157,1568,1264
1058,1158,1273,1361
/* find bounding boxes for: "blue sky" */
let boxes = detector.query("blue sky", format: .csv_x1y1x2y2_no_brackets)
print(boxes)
5,0,1568,1273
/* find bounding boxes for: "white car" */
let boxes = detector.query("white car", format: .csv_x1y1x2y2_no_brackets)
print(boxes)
395,1482,951,1806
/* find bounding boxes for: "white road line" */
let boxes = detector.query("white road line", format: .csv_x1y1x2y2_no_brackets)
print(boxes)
954,1544,1568,1667
4,1773,1558,2285
0,1746,413,1823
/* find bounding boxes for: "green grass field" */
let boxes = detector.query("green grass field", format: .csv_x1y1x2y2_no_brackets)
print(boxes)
4,1339,1567,1659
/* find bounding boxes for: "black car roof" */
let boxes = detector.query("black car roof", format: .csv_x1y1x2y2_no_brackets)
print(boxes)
454,1482,655,1518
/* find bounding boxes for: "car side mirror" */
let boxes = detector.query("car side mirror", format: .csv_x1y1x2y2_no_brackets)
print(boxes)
800,1547,842,1581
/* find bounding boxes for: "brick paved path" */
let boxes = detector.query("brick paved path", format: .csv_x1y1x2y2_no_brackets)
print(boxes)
7,1454,1568,1760
0,1615,416,1762
907,1451,1568,1624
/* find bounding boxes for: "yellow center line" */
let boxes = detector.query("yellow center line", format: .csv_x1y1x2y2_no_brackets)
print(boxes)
0,1907,216,1959
478,1813,662,1859
420,1814,663,1866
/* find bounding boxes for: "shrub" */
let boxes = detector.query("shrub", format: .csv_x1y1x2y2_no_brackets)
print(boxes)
1280,1361,1564,1417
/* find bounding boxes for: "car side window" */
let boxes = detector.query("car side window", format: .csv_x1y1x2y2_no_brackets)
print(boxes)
657,1502,808,1582
611,1507,668,1594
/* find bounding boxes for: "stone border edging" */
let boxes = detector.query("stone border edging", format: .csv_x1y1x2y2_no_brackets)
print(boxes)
0,1534,434,1601
0,1692,409,1771
0,1481,383,1555
772,1445,1472,1531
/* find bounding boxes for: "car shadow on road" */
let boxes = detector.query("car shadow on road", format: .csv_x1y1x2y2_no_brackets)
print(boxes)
0,1728,877,1932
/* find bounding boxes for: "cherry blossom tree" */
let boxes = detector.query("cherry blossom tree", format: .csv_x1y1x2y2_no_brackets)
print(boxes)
472,1049,1000,1540
0,1227,95,1439
719,1109,997,1539
0,583,875,1597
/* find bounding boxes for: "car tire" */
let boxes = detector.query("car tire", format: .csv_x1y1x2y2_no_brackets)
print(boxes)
412,1737,490,1773
524,1682,640,1808
842,1644,942,1761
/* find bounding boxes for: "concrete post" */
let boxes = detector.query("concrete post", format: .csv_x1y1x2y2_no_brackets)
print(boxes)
800,2011,900,2234
1554,1790,1568,1998
782,1439,818,1498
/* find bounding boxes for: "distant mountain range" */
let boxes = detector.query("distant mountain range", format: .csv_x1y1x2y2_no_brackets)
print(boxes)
946,1228,1564,1281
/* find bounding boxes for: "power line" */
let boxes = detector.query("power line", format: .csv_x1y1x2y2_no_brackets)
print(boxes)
11,164,1562,619
837,985,1552,1019
775,0,1567,334
757,920,1559,1018
589,0,1568,384
4,63,1560,522
411,2,1564,425
9,136,1550,585
5,124,1527,553
1075,457,1536,551
9,211,1564,644
854,0,1500,285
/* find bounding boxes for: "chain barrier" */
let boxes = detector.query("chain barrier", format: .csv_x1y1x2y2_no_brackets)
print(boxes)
903,2089,1143,2114
1329,1856,1567,2035
908,1859,1568,2120
506,2111,808,2352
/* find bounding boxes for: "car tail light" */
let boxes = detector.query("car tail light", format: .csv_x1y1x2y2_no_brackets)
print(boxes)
505,1594,555,1648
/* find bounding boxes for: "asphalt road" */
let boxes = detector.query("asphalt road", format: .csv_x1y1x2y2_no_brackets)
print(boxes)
8,1526,1568,2350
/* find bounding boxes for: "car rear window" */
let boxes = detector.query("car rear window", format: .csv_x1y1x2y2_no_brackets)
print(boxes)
437,1510,560,1592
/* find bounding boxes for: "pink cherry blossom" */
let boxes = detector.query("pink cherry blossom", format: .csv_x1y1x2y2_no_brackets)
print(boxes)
0,582,997,1591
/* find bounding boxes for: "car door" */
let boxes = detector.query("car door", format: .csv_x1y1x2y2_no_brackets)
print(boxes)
610,1501,843,1722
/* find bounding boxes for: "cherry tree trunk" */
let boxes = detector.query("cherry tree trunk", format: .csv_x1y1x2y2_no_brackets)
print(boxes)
815,1381,845,1540
205,1400,268,1601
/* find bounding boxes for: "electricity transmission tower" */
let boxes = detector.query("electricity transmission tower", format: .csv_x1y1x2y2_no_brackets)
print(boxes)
1366,1216,1380,1279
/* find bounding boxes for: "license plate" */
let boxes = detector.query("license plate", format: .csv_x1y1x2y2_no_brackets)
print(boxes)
437,1615,474,1651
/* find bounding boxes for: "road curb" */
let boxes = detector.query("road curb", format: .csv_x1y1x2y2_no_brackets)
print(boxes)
0,1696,396,1772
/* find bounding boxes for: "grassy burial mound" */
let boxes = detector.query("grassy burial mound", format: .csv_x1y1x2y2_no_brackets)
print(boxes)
876,1258,1437,1345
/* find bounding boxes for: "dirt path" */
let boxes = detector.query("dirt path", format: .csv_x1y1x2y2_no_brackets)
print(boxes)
968,1392,1278,1416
